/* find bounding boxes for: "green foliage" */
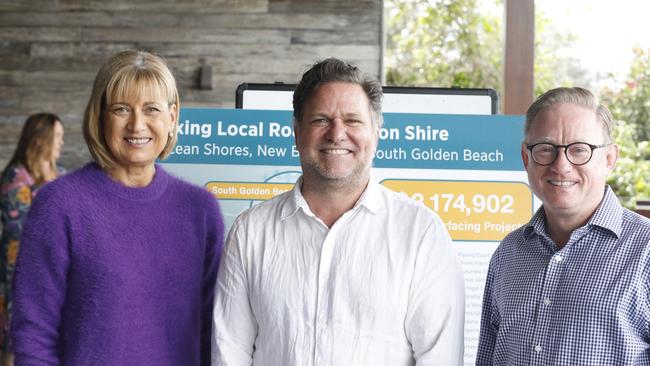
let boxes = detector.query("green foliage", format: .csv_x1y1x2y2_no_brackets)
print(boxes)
602,48,650,141
385,0,591,102
533,12,590,95
602,48,650,208
384,0,503,90
606,124,650,208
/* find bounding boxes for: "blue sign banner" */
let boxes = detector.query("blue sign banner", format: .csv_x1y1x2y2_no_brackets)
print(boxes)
165,108,525,171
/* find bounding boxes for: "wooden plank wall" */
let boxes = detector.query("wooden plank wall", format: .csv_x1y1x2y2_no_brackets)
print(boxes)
0,0,383,170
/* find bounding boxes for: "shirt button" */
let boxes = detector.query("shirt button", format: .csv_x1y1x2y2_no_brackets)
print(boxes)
534,345,542,353
555,255,563,262
543,298,551,305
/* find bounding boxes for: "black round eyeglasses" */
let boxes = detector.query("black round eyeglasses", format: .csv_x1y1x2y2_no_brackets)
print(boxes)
525,142,610,166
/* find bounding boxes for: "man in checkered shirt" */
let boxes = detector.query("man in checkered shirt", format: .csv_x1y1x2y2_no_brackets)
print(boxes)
476,87,650,365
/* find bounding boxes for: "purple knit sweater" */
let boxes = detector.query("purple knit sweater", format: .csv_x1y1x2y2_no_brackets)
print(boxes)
11,163,224,365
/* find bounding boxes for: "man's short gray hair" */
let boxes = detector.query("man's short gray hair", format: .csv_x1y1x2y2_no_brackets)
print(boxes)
525,87,614,143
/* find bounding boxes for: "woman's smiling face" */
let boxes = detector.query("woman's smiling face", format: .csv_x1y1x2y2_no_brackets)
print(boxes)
103,86,176,173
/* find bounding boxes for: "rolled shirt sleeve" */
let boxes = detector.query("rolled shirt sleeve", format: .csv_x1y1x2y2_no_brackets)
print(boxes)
11,184,69,364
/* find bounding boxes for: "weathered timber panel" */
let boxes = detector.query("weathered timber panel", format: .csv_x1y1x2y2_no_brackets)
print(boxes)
0,0,383,171
0,12,377,30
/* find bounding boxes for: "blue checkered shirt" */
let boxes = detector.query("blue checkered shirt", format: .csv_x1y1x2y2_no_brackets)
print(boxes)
476,186,650,365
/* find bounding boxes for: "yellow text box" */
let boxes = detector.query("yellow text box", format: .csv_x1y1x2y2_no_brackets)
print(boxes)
381,180,533,241
206,182,294,201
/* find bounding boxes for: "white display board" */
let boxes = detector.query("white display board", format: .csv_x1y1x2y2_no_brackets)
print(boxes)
236,83,498,115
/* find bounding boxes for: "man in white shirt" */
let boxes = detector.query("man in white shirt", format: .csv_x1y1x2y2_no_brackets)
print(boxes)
212,58,465,366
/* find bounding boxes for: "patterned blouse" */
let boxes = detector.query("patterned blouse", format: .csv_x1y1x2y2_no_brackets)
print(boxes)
0,164,64,352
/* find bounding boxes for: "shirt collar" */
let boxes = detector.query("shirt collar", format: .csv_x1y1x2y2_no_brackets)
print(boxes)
280,176,306,220
280,176,383,221
355,179,383,214
589,185,623,237
523,185,623,240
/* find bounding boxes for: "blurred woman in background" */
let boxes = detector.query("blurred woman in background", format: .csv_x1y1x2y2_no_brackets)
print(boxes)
0,112,65,366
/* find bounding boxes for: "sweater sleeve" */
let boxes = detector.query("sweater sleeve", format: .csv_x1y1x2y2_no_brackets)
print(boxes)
201,195,225,366
11,184,70,365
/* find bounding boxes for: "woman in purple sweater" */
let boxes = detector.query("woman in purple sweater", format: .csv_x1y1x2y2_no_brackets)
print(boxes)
11,50,224,365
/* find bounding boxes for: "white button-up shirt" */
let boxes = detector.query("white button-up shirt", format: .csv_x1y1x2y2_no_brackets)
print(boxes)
212,179,465,366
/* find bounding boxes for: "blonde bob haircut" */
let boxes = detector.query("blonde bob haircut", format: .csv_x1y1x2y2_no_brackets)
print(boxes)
83,50,180,169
